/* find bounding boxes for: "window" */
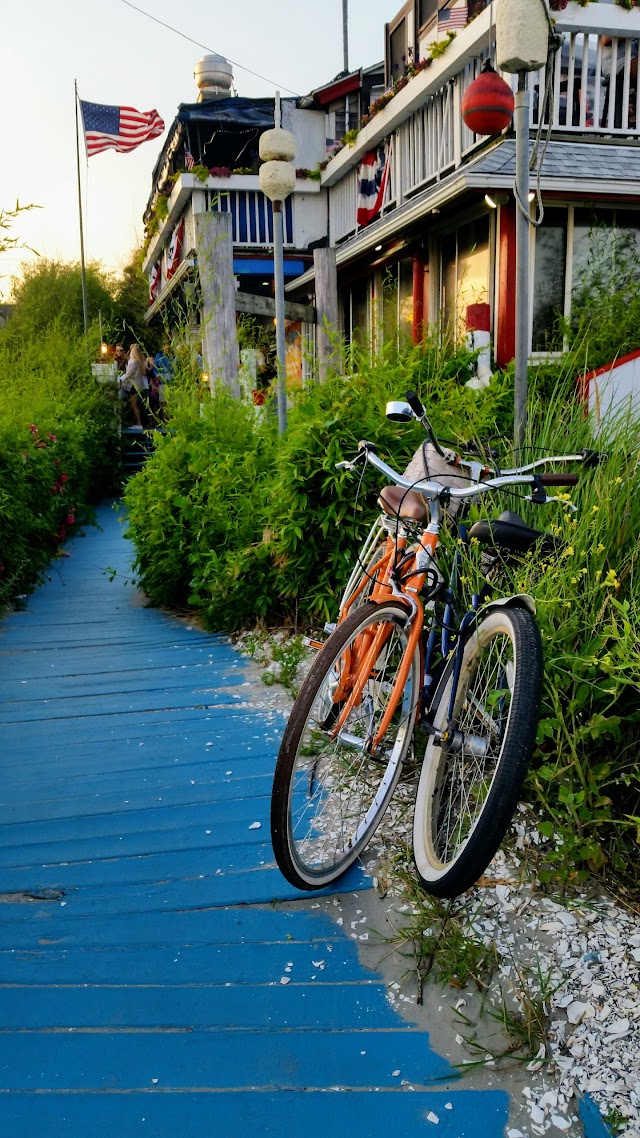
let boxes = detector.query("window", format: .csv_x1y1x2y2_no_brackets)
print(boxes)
390,19,408,81
441,217,490,340
418,0,437,29
572,207,640,293
532,209,567,352
381,260,414,347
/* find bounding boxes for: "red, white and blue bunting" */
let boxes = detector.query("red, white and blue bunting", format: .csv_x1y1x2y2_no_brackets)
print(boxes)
149,262,161,305
166,218,185,280
356,144,390,227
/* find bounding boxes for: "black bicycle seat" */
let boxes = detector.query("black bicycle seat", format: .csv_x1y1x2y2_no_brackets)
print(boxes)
467,510,559,555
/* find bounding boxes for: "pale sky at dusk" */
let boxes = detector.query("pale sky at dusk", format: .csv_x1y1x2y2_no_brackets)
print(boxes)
0,0,396,298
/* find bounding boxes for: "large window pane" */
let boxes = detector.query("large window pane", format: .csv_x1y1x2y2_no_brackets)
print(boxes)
532,209,567,352
351,279,369,346
441,218,489,340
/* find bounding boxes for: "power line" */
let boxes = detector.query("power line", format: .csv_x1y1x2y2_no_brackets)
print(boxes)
119,0,300,97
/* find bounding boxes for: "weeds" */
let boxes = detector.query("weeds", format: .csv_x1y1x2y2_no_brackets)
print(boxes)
382,849,500,1001
241,630,307,696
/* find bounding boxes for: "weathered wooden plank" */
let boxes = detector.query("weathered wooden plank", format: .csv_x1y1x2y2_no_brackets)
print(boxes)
1,1091,509,1138
0,941,358,985
0,906,348,951
0,1029,453,1089
0,983,400,1031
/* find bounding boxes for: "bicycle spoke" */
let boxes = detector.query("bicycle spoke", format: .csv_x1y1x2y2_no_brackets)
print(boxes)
287,612,417,876
433,630,515,865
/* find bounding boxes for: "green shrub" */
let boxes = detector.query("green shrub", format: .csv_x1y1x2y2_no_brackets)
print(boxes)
125,342,511,629
124,385,277,628
0,324,118,608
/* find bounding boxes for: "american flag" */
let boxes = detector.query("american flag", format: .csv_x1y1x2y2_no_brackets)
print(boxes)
438,4,468,29
184,149,195,171
80,100,165,158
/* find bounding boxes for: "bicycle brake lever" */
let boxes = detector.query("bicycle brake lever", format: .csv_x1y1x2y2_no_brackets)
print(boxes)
523,493,579,512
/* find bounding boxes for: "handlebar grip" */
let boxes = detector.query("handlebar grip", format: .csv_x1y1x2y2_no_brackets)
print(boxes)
405,390,425,418
539,473,579,486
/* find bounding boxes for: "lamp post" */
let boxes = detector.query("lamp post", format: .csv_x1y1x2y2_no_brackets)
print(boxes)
259,93,296,435
495,0,552,456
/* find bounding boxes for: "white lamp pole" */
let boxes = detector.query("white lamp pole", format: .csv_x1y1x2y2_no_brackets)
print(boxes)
259,92,296,435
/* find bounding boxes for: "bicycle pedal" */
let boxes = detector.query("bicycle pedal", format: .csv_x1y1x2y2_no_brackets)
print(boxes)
323,622,337,635
302,636,325,651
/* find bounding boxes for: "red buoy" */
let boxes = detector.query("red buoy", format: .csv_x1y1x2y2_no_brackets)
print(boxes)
461,60,514,136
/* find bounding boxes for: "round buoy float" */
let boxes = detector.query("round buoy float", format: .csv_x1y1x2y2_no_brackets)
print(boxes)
461,60,514,136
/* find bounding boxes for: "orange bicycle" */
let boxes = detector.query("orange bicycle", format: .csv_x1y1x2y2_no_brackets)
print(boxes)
270,392,601,896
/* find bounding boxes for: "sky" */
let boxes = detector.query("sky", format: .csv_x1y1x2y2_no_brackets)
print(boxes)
0,0,397,299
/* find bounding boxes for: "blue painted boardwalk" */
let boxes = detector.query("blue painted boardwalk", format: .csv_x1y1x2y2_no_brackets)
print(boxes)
0,505,509,1136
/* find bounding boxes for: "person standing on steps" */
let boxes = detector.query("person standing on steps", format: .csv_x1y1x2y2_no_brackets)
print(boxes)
120,344,149,429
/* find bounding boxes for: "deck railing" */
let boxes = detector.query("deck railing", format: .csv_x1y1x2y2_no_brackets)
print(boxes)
327,15,640,245
529,31,640,134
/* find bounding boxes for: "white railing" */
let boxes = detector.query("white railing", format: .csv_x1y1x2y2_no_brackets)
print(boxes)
329,168,359,243
529,31,640,134
327,18,640,245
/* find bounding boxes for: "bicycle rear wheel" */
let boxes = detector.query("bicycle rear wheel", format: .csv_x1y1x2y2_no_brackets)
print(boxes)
413,604,542,898
271,600,421,890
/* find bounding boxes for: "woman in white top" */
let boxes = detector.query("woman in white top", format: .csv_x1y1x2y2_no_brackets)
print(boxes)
120,343,149,428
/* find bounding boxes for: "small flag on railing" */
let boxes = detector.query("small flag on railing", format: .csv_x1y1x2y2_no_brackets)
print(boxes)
356,143,390,227
438,3,468,29
184,149,195,171
80,101,165,158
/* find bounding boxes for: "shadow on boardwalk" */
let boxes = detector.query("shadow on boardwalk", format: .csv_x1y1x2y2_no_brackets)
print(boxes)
0,505,508,1136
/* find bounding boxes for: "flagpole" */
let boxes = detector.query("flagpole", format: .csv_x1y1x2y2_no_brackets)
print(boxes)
74,80,89,342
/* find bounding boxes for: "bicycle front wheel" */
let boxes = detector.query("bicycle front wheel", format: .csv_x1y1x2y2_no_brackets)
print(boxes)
413,604,542,898
271,600,421,890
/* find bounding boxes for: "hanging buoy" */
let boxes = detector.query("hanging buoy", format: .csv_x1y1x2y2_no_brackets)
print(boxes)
461,61,514,136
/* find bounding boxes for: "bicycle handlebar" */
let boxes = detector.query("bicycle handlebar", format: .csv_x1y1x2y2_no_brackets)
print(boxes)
358,446,548,501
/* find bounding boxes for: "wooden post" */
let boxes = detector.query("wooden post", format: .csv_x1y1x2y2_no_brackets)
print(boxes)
314,247,339,381
194,212,239,397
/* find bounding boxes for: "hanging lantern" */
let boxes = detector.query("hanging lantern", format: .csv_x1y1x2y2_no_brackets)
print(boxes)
461,61,514,136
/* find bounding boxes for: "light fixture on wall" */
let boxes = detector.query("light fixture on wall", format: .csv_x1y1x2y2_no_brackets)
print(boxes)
374,244,383,251
528,190,536,202
484,192,509,209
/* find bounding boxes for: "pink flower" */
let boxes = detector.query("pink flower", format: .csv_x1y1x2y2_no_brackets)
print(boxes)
60,472,68,483
48,433,57,442
28,424,38,435
66,513,75,526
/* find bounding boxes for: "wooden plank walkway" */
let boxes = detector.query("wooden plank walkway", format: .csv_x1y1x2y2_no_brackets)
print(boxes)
0,505,509,1136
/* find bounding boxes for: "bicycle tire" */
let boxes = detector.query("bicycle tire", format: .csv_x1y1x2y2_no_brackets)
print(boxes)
271,600,421,890
413,604,542,898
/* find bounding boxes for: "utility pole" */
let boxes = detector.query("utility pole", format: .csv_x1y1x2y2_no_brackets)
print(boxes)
342,0,349,74
513,71,530,456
